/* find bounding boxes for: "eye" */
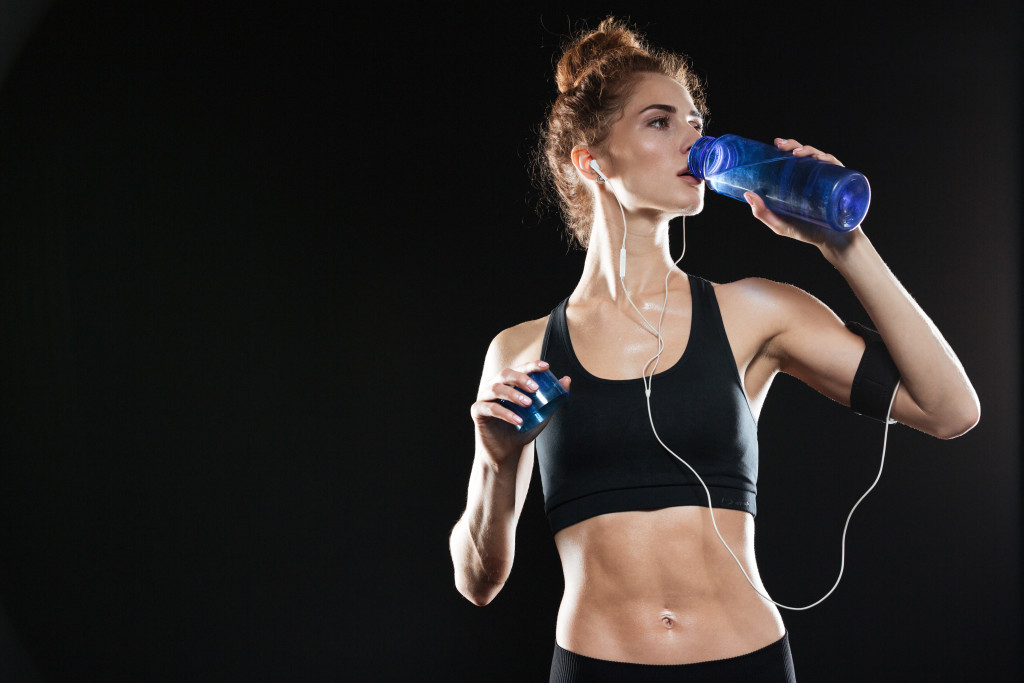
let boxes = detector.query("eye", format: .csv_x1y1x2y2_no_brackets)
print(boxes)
690,120,705,134
648,116,670,130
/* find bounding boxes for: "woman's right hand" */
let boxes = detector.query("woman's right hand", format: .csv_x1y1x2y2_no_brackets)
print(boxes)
470,360,570,464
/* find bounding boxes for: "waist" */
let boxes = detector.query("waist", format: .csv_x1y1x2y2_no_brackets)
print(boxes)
546,483,757,533
553,506,784,664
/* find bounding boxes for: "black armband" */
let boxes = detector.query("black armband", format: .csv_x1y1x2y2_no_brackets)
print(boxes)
845,322,901,423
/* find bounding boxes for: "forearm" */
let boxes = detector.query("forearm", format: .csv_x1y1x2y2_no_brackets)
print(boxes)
823,230,979,436
450,449,521,605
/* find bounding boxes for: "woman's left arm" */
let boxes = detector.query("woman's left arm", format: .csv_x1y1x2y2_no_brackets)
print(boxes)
744,138,980,439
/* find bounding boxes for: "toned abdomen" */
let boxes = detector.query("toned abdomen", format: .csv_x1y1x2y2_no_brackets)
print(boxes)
553,506,785,665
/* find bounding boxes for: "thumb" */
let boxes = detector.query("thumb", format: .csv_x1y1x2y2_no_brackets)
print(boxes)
744,191,766,217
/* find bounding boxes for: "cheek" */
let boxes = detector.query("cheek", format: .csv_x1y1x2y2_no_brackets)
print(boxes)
612,134,663,166
633,138,665,162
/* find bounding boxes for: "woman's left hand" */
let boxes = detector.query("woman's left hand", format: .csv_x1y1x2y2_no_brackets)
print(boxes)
743,137,859,253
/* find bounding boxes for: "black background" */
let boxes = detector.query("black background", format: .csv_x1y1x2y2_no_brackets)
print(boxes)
1,1,1020,681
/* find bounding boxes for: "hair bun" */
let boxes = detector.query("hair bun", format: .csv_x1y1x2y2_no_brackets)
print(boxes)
538,16,703,249
555,17,647,94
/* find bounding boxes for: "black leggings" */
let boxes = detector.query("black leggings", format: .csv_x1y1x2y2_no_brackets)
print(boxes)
550,632,796,682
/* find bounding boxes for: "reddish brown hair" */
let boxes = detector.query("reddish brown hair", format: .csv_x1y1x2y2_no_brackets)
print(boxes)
535,17,705,248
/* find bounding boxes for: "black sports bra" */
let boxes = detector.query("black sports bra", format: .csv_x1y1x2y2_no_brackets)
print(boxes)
535,274,759,534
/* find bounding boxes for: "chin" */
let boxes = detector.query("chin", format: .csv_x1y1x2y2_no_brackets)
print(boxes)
678,198,705,217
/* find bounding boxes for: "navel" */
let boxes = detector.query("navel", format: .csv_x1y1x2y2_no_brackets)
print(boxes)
659,610,677,629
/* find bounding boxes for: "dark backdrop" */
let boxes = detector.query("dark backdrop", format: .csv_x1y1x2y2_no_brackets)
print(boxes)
1,1,1020,681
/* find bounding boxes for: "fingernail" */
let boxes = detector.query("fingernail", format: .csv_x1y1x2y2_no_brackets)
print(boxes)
775,138,786,145
793,146,804,153
538,361,549,368
520,394,532,405
513,415,523,424
527,380,538,390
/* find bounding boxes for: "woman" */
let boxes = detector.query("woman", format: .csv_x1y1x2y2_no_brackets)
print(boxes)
449,17,978,681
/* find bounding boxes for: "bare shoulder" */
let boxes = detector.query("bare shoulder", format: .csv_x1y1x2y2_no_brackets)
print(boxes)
480,316,550,382
714,276,838,328
710,276,848,376
714,276,807,305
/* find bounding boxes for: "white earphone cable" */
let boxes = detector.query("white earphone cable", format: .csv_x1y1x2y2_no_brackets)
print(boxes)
606,180,899,611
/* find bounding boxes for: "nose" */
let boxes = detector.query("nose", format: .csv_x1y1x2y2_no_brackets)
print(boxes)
680,126,701,157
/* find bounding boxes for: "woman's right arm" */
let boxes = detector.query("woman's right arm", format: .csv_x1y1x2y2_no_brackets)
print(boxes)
449,322,563,606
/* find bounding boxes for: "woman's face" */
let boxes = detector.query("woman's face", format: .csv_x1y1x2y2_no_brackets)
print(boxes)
600,73,706,217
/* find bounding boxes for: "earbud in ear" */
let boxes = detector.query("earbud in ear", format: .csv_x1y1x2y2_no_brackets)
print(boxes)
589,159,608,182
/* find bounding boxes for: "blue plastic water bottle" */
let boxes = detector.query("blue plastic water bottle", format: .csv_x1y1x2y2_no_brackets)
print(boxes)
498,369,568,433
688,135,871,232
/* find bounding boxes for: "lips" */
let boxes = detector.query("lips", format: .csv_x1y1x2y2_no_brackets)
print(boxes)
679,169,702,185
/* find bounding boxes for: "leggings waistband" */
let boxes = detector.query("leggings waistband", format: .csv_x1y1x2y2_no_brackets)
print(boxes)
550,632,796,682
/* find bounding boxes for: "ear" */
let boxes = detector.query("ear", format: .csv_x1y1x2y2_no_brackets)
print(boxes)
571,145,606,183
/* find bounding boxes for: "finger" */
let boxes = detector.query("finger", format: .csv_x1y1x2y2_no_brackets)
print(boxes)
812,151,843,166
471,399,524,427
480,366,539,402
486,379,534,407
499,367,541,395
743,192,787,235
777,138,821,157
743,191,769,217
791,144,821,157
517,359,550,375
798,147,843,166
558,376,571,391
776,138,844,167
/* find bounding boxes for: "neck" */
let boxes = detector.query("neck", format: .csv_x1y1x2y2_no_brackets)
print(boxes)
576,196,684,303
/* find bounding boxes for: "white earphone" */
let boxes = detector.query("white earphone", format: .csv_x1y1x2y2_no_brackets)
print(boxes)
585,151,898,611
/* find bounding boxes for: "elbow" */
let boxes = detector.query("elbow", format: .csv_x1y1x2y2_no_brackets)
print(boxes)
465,593,494,607
450,528,508,606
455,576,503,607
934,396,981,440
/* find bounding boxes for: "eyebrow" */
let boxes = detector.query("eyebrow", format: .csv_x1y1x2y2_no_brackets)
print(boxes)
637,103,702,119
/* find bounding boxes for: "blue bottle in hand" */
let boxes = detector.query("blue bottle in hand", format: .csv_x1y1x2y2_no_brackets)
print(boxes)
499,369,568,433
688,134,871,232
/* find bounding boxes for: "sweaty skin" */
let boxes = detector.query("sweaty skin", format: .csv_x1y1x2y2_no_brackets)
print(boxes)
496,276,786,664
451,71,978,666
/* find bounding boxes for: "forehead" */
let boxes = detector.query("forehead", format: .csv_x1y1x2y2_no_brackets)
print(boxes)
626,73,699,114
